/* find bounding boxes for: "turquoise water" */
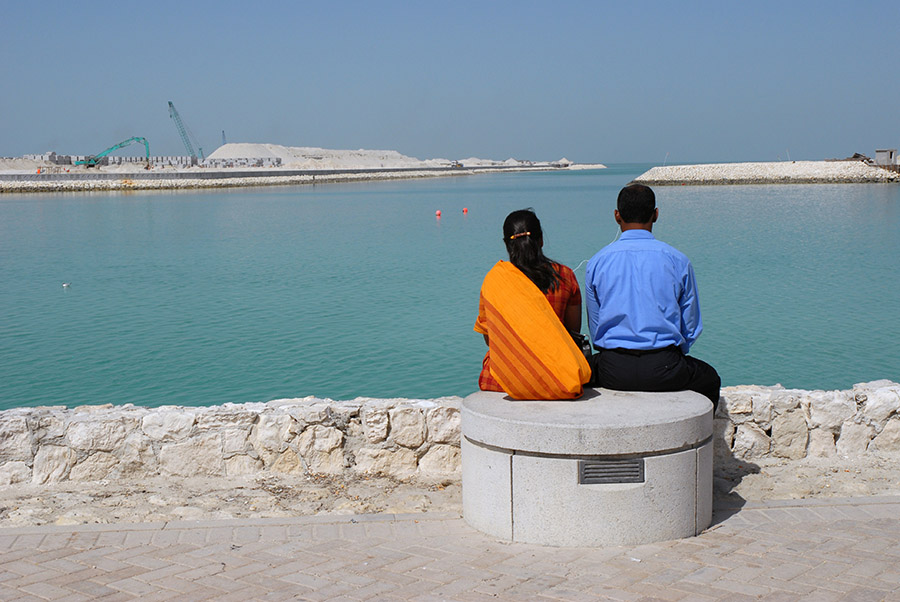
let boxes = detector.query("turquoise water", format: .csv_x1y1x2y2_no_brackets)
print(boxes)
1,166,898,409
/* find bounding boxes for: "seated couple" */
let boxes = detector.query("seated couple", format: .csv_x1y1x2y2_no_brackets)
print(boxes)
475,184,720,408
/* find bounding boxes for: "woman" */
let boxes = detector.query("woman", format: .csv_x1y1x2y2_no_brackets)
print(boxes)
474,209,589,399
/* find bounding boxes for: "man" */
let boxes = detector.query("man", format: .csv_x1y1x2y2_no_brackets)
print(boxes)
585,183,720,408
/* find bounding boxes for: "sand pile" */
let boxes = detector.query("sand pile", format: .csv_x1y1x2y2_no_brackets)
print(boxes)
208,144,444,169
205,143,557,170
0,158,43,173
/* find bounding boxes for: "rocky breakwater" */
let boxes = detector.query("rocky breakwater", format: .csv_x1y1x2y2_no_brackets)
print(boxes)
0,170,478,194
0,397,462,486
634,161,900,185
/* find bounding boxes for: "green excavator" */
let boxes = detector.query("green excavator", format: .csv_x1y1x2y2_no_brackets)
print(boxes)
75,136,151,169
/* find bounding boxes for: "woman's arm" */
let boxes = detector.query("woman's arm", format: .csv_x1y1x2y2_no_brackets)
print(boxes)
564,300,582,333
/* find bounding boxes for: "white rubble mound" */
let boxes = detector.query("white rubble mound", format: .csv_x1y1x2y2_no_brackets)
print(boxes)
635,160,899,183
206,144,530,169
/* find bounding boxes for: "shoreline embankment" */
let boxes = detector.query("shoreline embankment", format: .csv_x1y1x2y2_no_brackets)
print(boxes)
634,160,900,186
0,380,900,526
2,380,898,481
0,165,566,194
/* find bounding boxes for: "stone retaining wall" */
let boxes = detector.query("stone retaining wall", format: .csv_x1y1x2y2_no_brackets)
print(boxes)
0,397,462,486
716,380,900,462
1,380,898,487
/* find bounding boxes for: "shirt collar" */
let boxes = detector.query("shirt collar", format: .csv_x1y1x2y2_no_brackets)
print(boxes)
619,229,655,240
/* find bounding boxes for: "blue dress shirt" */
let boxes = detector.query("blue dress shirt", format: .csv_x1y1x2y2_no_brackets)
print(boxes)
585,229,702,354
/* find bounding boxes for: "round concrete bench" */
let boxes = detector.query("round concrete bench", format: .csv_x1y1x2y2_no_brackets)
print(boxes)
461,388,714,547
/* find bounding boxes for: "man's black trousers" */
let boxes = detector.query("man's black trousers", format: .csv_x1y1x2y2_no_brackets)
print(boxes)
588,346,721,409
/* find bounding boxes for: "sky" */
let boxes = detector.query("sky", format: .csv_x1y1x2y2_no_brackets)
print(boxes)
2,1,898,164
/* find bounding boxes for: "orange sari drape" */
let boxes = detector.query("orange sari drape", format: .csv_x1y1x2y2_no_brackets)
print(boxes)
476,261,590,400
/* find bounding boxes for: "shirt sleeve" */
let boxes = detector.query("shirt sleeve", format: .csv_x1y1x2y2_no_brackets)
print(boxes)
679,262,703,353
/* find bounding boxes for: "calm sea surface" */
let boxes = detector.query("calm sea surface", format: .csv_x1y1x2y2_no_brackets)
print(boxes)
1,165,898,409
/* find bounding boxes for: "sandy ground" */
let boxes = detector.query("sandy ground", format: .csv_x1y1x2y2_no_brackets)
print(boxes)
714,455,900,507
0,474,461,528
2,455,899,528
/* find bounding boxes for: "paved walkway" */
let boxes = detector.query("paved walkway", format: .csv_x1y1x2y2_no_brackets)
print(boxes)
2,496,900,601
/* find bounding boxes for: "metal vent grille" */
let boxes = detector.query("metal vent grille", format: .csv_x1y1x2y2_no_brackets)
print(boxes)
578,459,645,484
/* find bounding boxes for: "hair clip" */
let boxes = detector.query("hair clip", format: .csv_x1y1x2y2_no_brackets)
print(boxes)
510,231,531,240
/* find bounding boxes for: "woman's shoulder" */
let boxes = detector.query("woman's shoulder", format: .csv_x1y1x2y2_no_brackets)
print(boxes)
551,262,579,292
552,262,577,279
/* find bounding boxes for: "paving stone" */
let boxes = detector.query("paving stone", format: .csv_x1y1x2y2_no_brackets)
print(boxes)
2,498,900,601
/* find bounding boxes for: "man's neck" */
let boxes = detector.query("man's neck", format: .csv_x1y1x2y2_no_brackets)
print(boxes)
620,222,653,232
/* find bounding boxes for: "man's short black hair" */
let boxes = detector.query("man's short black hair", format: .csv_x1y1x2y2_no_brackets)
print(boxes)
617,184,656,223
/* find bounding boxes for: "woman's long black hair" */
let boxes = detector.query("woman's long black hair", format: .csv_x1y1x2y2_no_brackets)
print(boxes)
502,209,561,293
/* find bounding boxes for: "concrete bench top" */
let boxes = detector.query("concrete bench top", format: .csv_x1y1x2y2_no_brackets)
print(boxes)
461,388,713,456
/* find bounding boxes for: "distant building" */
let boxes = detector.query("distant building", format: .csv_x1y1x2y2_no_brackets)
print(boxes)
875,149,898,167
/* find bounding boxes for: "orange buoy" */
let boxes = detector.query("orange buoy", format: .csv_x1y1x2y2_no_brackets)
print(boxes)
436,210,442,217
463,207,468,214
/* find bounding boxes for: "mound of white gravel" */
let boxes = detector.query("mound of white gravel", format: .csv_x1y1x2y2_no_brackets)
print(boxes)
205,143,537,170
635,161,900,185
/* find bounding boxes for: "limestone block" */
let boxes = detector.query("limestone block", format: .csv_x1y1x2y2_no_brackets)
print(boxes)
34,412,68,441
195,407,259,430
0,461,31,485
69,452,119,481
327,401,362,425
354,447,417,479
389,407,426,448
73,404,114,413
770,389,803,414
771,409,809,460
861,387,900,429
0,415,31,463
808,429,836,458
158,433,224,477
222,428,252,457
66,419,127,452
751,393,774,430
836,421,875,457
362,407,390,443
720,386,770,423
297,426,345,474
287,403,331,427
713,418,735,460
305,425,343,452
225,455,264,476
417,444,461,478
853,379,899,394
732,423,771,459
249,414,297,452
426,406,461,444
346,418,364,438
141,411,196,441
117,432,156,476
116,409,147,433
805,390,855,433
32,445,77,484
269,449,306,475
870,419,900,453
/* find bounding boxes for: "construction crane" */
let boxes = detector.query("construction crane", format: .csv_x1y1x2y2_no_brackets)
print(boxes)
167,101,204,163
74,136,151,168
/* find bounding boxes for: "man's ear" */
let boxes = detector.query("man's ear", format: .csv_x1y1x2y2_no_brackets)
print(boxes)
652,208,659,223
614,209,622,225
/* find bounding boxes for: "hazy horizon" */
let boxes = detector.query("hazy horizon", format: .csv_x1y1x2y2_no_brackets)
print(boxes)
2,1,898,165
